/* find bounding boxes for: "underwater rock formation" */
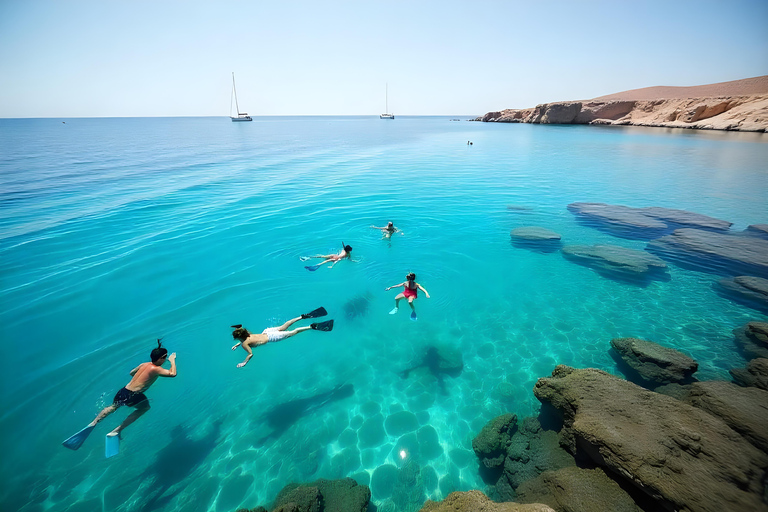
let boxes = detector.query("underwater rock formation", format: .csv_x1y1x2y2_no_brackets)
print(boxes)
516,466,643,512
647,228,768,277
610,337,698,386
472,413,517,471
343,293,371,320
561,244,669,284
733,321,768,360
567,202,731,239
510,227,562,253
533,366,768,512
237,477,370,512
716,276,768,313
730,357,768,391
745,224,768,239
418,490,555,512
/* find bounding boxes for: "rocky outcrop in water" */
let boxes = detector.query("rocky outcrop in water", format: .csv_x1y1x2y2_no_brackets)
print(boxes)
746,224,768,239
716,276,768,313
567,202,732,239
733,322,768,360
418,490,555,512
610,337,698,387
730,358,768,391
510,227,562,253
647,228,768,277
561,244,669,284
236,478,370,512
478,95,768,132
533,365,768,512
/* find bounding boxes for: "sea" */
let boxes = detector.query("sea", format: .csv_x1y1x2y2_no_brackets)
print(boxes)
1,116,766,512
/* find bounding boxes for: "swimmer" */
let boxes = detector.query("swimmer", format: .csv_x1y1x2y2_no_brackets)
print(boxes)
303,242,352,271
231,308,334,368
371,221,403,239
386,272,430,320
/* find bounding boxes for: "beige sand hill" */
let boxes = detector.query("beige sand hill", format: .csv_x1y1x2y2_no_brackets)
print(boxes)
480,76,768,132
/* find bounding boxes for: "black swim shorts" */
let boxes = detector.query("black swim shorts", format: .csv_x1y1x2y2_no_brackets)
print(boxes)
113,387,148,407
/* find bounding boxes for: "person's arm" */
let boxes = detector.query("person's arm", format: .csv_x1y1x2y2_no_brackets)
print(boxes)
385,282,405,291
237,344,253,368
371,225,384,230
417,284,431,298
129,365,141,376
231,340,242,351
156,353,177,377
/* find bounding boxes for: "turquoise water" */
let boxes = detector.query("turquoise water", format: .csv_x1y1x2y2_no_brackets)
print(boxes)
1,117,767,512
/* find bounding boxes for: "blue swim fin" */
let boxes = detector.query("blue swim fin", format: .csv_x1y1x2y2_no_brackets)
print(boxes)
62,425,95,450
305,264,321,272
105,433,120,458
410,311,418,321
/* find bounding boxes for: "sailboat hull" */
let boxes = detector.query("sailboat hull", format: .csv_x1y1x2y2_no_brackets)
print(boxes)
380,114,395,119
231,116,253,122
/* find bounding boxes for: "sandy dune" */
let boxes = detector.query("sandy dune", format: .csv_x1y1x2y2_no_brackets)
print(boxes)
591,76,768,102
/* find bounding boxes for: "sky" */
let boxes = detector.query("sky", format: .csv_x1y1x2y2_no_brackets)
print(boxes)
0,0,767,117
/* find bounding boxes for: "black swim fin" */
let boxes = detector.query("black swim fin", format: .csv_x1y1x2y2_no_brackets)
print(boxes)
302,307,327,319
310,320,334,332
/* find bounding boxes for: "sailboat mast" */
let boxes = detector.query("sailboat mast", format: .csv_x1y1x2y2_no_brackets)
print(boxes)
385,83,388,113
232,72,241,115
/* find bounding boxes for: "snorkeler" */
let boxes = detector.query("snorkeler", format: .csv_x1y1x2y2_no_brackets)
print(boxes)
385,272,430,320
231,307,334,368
371,221,403,239
62,340,177,456
302,242,352,271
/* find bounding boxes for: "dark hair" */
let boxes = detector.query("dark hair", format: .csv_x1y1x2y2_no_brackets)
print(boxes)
407,273,416,281
150,339,168,363
387,221,394,226
231,325,250,341
344,245,352,252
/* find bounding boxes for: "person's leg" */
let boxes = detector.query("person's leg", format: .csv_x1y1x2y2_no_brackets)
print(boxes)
282,326,311,338
407,297,416,311
277,316,303,331
89,404,118,427
109,401,150,436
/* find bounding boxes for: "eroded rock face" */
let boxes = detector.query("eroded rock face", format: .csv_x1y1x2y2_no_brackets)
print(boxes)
561,244,668,284
516,466,643,512
733,322,768,360
647,228,768,278
682,380,768,453
418,490,555,512
730,358,768,391
472,413,517,470
533,366,768,512
716,276,768,313
610,337,698,386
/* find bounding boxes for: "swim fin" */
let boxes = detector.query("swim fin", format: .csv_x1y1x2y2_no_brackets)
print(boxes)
105,433,120,458
62,425,95,450
389,307,399,315
410,311,418,321
310,320,334,332
302,307,327,319
305,264,321,272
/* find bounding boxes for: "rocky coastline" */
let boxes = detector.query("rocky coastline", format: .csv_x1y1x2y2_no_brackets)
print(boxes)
476,76,768,132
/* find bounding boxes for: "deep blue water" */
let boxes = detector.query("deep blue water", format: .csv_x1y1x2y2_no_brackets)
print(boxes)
1,116,766,512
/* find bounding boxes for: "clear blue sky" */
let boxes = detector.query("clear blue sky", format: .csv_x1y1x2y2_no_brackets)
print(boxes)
1,0,766,117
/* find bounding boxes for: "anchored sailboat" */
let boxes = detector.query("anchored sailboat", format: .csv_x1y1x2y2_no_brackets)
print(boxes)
230,72,252,122
380,83,394,119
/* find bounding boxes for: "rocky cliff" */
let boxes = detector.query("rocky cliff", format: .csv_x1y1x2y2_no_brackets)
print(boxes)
478,76,768,132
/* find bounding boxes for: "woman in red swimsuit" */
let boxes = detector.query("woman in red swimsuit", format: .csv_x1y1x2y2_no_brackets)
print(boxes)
385,272,430,320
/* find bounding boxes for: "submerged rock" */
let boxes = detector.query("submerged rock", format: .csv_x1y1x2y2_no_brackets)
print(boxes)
715,276,768,313
258,478,370,512
516,466,643,512
533,366,768,512
561,244,669,284
610,337,698,386
511,227,562,253
418,490,555,512
472,413,517,471
647,228,768,277
343,293,371,320
730,357,768,391
733,321,768,360
745,224,768,239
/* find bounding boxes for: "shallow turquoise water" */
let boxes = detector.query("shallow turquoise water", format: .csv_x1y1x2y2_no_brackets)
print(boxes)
1,117,766,512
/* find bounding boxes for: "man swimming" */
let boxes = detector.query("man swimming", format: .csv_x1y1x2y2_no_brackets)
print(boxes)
302,242,352,270
231,308,334,368
371,221,403,239
90,340,177,438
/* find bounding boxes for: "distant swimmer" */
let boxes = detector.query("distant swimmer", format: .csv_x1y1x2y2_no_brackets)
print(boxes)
231,307,334,368
302,242,352,271
386,272,430,321
467,141,473,145
62,340,177,457
371,221,403,239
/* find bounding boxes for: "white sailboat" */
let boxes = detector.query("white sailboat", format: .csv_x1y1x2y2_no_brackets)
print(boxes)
230,72,252,122
380,83,394,119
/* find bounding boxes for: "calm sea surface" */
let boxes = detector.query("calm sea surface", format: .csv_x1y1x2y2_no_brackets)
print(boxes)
1,117,767,512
